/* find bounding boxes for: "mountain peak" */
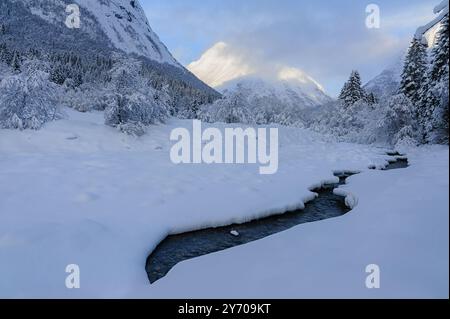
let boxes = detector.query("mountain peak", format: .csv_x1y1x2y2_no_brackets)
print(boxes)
188,41,330,106
75,0,180,66
188,42,253,87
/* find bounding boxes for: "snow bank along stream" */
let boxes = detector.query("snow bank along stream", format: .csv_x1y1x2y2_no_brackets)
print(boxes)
146,155,409,283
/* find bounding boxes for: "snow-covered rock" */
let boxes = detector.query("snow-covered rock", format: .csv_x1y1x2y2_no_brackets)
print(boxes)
230,230,240,237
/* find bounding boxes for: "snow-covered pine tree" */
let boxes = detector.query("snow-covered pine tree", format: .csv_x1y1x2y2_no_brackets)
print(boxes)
104,58,170,134
49,64,69,86
425,13,449,144
430,14,449,84
377,93,418,147
199,84,254,124
339,71,366,107
338,82,351,104
0,45,12,68
219,84,254,124
400,38,428,106
252,94,279,125
366,92,378,105
10,51,21,72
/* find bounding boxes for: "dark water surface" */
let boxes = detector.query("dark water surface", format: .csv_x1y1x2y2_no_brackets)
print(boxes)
146,157,409,283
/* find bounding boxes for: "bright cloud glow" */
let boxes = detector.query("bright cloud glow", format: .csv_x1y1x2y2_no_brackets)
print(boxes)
187,42,254,87
277,67,325,92
188,41,327,95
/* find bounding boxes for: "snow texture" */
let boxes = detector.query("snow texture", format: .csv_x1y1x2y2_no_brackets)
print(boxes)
2,109,442,298
151,146,449,299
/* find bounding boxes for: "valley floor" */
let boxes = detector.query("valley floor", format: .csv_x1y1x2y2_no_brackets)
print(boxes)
0,109,448,298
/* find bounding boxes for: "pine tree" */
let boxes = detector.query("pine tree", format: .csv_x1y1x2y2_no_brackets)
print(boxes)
425,13,449,144
430,14,449,84
201,84,254,124
10,51,21,72
339,71,366,107
378,94,417,146
400,38,428,105
49,64,67,85
0,44,8,63
366,92,377,105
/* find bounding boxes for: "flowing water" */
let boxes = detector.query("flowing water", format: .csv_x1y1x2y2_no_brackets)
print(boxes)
146,157,409,283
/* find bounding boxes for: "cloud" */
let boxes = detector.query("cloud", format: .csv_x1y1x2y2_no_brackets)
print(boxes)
187,41,326,94
143,0,440,95
187,42,254,87
382,3,437,30
278,67,325,92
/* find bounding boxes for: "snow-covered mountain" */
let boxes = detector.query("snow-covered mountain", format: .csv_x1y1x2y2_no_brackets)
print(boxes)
75,0,180,67
2,0,217,95
189,41,331,111
220,76,331,110
188,42,253,88
197,75,331,127
364,55,404,101
0,0,219,129
11,0,179,67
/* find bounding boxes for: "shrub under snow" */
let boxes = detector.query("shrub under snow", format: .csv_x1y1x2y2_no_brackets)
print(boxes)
102,60,170,135
198,94,254,125
0,71,61,130
309,94,419,147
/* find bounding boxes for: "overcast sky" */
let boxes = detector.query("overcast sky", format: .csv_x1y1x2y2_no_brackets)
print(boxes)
141,0,439,96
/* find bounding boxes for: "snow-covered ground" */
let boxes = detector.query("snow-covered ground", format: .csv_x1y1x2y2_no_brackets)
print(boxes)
0,109,448,298
151,147,449,299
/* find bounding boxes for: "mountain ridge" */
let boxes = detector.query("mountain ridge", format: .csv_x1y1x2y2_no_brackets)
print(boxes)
10,0,180,67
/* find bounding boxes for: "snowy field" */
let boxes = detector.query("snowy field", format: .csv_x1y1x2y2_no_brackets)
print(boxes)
0,108,448,298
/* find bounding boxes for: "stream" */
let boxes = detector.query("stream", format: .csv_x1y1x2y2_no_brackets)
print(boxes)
146,155,409,284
